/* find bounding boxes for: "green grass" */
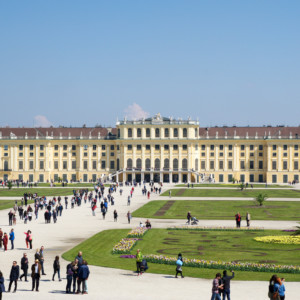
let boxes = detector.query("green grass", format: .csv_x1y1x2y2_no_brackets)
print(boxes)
36,183,110,187
176,184,292,188
163,188,300,198
0,188,92,197
62,228,300,281
0,199,35,211
132,200,300,220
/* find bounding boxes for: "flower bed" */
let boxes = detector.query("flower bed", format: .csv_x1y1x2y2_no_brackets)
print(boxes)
127,227,148,238
254,236,300,245
143,254,300,274
168,226,264,231
112,238,139,254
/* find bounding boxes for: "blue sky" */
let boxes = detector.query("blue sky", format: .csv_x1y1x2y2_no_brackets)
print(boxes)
0,1,299,127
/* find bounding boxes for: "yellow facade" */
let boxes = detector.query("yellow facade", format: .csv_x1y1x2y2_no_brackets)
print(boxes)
0,114,299,184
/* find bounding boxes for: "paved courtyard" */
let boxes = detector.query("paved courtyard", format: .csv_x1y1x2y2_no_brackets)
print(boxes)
0,184,299,299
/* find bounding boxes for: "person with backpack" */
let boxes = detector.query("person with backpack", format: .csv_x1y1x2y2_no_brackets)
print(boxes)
222,270,235,300
276,278,286,300
175,253,184,278
268,275,281,300
136,249,143,276
211,273,223,300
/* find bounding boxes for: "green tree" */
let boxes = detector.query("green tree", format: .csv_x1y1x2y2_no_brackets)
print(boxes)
292,226,300,236
239,183,245,190
256,193,268,206
7,181,13,190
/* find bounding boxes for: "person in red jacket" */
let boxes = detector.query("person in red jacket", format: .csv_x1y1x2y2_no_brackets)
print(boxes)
3,233,8,251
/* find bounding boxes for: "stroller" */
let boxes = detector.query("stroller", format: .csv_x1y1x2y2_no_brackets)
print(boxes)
191,216,199,225
140,259,149,273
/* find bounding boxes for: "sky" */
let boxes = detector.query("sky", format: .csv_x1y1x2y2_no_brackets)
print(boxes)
0,0,300,128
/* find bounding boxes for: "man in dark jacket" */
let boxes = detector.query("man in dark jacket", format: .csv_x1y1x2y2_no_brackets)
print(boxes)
20,253,29,281
31,259,41,291
75,251,83,267
222,270,235,300
76,260,90,294
8,261,20,292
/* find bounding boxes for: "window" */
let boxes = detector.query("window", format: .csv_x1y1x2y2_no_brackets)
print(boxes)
92,161,97,170
241,145,245,151
72,161,76,169
4,153,8,157
19,145,23,151
201,161,205,170
228,161,233,169
128,128,132,138
219,145,224,150
117,145,119,150
219,174,224,183
283,145,288,151
195,144,198,150
272,145,277,151
250,161,254,169
195,158,199,171
110,161,115,169
228,174,233,182
165,128,169,138
272,161,277,170
93,145,97,150
40,152,44,157
4,145,8,151
39,161,44,170
210,152,214,157
250,152,254,157
137,128,142,138
63,161,67,169
259,161,263,169
83,161,88,169
259,152,263,157
110,145,114,150
295,153,299,157
93,152,96,157
182,145,187,150
210,145,214,151
174,128,178,138
29,161,34,170
127,159,132,168
63,145,68,151
101,161,106,169
137,145,142,150
164,145,169,150
72,145,76,151
272,152,277,157
272,175,277,183
241,152,245,157
164,159,169,169
145,159,151,169
250,145,254,151
83,145,88,150
182,159,188,170
283,152,288,157
128,145,132,150
102,145,106,150
283,161,288,170
54,161,58,169
259,145,263,151
209,161,214,170
63,152,67,157
72,152,76,156
294,161,299,170
228,152,232,157
228,145,233,150
145,145,150,150
219,161,224,169
155,128,160,138
30,145,34,150
173,145,178,150
201,152,205,157
295,145,299,151
173,159,178,170
201,145,205,150
136,159,142,168
155,159,160,169
219,152,223,157
19,161,23,170
40,145,44,151
155,145,160,150
54,152,58,157
19,152,23,157
240,161,245,169
146,128,150,138
183,128,187,138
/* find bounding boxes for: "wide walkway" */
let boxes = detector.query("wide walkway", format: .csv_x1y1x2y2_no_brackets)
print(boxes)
0,184,298,299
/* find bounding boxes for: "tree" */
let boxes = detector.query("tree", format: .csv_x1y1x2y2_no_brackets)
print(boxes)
7,181,12,190
256,193,268,206
239,183,245,191
292,226,300,236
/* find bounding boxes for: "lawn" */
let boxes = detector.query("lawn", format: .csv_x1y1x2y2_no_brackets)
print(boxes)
0,188,92,197
162,188,300,198
62,228,300,281
132,200,300,221
36,183,110,187
176,184,292,188
0,199,35,211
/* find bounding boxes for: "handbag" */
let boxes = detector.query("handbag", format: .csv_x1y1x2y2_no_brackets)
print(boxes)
272,291,280,300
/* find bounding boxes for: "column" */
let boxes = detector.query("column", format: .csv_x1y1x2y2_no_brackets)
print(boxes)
25,145,29,171
206,145,209,171
215,145,219,171
10,145,14,171
289,145,293,171
278,145,282,171
133,146,136,168
79,146,83,171
150,145,154,168
233,144,237,171
224,144,228,170
178,145,182,170
141,145,145,170
106,145,110,172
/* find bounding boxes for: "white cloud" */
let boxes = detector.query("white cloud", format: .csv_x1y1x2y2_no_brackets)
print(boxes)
124,103,149,120
34,115,52,127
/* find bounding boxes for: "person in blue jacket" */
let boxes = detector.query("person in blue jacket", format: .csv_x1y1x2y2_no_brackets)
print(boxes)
175,253,184,278
76,260,90,294
9,229,15,250
275,278,286,300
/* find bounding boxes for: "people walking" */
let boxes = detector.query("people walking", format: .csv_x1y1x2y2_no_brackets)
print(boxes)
136,249,143,276
127,211,132,224
24,230,32,249
175,253,184,278
211,273,223,300
20,253,29,281
39,246,46,275
235,212,241,228
246,212,250,227
222,270,235,300
3,233,8,251
8,261,19,293
0,228,3,248
9,228,15,250
0,271,5,299
52,256,61,281
31,259,41,292
113,210,118,222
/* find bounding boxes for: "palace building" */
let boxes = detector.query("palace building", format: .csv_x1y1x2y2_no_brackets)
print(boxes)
0,113,299,184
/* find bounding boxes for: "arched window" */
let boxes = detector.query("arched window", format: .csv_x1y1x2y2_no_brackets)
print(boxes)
174,128,178,138
173,158,178,170
136,158,142,169
183,128,188,138
145,158,151,169
128,128,132,138
127,158,132,169
164,158,169,169
182,158,188,170
155,158,160,169
137,128,142,138
155,128,160,138
195,158,199,171
165,128,169,138
146,128,150,138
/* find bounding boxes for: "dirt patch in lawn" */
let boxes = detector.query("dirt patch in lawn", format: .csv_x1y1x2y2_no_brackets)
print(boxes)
154,201,175,216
